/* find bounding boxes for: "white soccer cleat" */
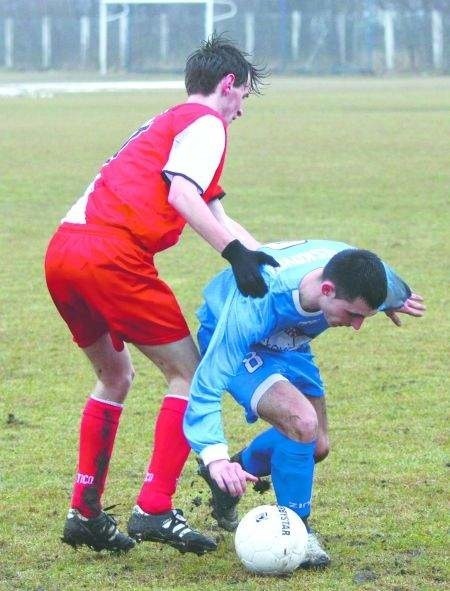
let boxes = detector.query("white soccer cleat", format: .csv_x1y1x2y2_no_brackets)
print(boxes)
299,531,331,568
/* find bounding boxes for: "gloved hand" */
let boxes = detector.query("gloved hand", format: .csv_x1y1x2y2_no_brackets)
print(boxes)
221,239,280,298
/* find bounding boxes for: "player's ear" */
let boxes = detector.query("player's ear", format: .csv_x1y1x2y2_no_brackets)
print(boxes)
321,281,335,297
221,73,235,94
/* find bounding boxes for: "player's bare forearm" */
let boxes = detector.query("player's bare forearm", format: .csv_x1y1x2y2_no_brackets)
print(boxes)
208,198,261,250
224,217,261,250
168,176,235,252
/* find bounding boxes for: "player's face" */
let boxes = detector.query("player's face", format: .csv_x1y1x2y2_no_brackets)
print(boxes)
221,76,250,124
321,296,377,330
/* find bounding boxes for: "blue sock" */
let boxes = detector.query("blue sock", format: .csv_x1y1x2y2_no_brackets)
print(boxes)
241,427,316,520
271,435,316,520
240,427,277,476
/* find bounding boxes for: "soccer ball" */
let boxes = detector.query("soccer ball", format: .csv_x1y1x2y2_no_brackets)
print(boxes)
234,504,308,575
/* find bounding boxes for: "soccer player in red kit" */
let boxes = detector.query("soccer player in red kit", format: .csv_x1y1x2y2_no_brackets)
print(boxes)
44,35,278,555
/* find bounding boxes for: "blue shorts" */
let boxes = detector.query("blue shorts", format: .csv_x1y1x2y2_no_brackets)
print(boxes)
227,345,324,424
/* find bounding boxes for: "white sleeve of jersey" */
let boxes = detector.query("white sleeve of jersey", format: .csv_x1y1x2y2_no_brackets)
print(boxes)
163,115,225,194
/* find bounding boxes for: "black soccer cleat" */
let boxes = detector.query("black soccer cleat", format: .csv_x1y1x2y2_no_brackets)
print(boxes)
127,506,217,556
62,506,136,553
197,458,241,532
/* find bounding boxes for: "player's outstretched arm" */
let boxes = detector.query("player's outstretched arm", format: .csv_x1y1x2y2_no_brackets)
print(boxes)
384,292,426,326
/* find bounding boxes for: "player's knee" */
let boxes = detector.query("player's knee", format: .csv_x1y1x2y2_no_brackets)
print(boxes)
97,367,135,399
288,413,318,443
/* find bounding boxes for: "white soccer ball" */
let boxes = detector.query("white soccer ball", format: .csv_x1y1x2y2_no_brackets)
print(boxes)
234,504,308,575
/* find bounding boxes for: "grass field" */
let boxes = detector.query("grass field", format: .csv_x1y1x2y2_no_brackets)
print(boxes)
0,76,449,591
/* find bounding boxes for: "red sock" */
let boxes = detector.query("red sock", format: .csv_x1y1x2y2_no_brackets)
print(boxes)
137,395,190,514
70,396,122,518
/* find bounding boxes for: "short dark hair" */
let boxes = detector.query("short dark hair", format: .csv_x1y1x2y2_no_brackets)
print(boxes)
322,249,387,310
185,33,267,96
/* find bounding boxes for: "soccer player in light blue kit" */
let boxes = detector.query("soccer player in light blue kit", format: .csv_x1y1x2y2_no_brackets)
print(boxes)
184,240,425,567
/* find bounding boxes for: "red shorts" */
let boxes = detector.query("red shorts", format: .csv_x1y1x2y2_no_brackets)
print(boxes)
44,223,190,351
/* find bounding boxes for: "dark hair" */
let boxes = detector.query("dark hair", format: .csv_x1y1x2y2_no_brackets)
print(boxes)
322,249,387,310
185,33,267,96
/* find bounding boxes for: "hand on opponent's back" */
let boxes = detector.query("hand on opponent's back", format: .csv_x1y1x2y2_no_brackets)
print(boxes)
222,239,279,298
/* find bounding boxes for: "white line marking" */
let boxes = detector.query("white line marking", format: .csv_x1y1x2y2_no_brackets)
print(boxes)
0,80,184,97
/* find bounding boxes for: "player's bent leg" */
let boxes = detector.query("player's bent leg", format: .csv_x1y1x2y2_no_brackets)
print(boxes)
265,433,330,568
62,334,136,552
131,337,217,554
256,384,320,521
256,384,331,567
136,337,199,514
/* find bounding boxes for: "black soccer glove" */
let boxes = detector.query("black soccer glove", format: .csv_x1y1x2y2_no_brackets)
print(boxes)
221,239,280,298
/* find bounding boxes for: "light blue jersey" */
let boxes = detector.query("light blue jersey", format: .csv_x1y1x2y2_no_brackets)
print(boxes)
184,239,410,464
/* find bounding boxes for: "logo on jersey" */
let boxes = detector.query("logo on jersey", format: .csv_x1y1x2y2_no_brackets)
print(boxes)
277,248,338,270
260,327,312,352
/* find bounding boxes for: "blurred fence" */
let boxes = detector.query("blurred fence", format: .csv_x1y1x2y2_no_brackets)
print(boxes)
1,2,449,74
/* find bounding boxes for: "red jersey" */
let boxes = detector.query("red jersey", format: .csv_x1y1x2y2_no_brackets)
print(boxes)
62,103,228,252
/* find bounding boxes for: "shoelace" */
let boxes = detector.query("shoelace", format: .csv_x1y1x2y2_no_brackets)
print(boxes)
92,506,120,539
162,510,194,538
102,504,119,517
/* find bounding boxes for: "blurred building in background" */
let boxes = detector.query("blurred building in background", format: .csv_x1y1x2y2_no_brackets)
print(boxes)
1,0,449,74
